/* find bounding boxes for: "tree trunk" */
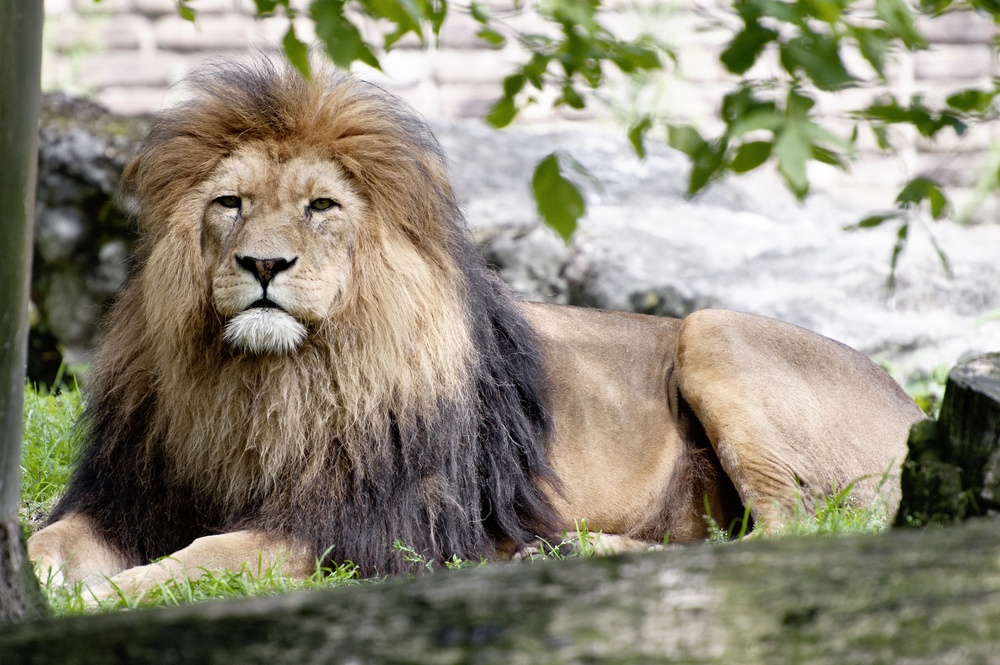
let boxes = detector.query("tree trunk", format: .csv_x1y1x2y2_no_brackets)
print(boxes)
0,0,48,623
941,353,1000,502
4,517,1000,663
898,352,1000,525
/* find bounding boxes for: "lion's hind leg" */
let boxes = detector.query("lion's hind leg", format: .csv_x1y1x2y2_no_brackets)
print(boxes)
673,309,925,532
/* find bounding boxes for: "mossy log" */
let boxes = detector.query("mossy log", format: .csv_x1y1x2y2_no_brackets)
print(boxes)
5,517,1000,664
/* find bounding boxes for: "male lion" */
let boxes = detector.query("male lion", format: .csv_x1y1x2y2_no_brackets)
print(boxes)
28,60,925,599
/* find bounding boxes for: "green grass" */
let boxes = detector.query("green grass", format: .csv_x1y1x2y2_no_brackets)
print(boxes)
42,556,364,617
19,382,893,618
20,381,83,534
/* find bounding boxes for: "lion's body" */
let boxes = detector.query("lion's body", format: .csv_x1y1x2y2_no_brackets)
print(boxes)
27,61,925,597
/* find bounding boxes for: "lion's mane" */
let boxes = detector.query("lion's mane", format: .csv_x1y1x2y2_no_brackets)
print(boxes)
50,60,560,575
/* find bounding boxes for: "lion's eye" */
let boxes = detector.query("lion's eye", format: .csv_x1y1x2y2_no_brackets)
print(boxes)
310,198,339,211
215,195,241,209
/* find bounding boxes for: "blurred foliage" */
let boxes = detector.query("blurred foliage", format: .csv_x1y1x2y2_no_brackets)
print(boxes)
202,1,1000,262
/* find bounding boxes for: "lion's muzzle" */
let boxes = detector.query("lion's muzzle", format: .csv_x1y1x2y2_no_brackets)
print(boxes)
222,307,307,354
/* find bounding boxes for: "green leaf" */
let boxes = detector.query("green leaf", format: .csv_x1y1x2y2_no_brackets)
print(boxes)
311,0,381,71
851,26,890,79
470,1,489,22
282,25,311,80
667,124,707,158
628,116,653,160
178,0,196,21
721,23,777,75
946,88,997,113
844,211,903,231
669,125,727,195
888,220,909,294
486,95,517,128
608,43,662,73
503,73,525,98
896,177,948,218
775,123,811,197
688,144,727,195
872,125,891,151
812,145,847,168
780,34,856,91
361,0,425,49
532,153,586,243
477,27,505,46
560,84,585,109
918,0,953,14
875,0,927,49
254,0,285,14
730,141,772,173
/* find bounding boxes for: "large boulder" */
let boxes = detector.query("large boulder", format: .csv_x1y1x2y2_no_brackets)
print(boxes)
438,119,1000,383
31,95,147,383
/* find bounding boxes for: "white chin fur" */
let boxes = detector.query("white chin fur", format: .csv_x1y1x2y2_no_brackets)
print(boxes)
222,308,307,354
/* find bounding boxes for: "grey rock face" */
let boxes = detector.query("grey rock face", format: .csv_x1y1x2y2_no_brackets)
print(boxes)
435,119,1000,384
31,94,147,380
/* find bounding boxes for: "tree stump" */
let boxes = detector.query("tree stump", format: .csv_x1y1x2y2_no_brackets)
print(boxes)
899,352,1000,524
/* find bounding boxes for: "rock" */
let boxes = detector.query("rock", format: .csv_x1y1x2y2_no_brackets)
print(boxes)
436,119,1000,381
30,94,147,383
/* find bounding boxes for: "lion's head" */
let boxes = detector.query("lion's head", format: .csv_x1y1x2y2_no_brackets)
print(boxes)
55,60,557,574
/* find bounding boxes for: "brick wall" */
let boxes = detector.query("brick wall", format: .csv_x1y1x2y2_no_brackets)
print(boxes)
41,0,1000,218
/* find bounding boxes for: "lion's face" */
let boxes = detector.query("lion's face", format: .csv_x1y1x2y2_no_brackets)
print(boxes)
201,143,367,354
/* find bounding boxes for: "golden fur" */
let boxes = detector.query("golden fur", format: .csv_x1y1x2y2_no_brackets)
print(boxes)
28,61,927,598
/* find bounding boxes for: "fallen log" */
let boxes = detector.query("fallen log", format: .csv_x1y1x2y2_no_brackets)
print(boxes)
4,516,1000,664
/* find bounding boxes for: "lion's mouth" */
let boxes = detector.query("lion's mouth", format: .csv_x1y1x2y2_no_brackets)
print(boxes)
247,297,283,311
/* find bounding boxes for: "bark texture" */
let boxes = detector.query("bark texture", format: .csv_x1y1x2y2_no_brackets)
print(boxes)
4,517,1000,663
899,352,1000,524
0,0,48,625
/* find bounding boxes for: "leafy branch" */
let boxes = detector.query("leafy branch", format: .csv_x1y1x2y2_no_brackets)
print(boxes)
184,0,999,282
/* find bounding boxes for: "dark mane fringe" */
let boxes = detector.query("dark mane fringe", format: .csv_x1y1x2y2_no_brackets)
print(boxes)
50,58,561,576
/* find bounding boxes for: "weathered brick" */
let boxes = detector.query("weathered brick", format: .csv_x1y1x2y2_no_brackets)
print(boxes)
75,0,132,13
677,45,728,82
106,14,156,50
375,49,435,86
914,45,993,81
433,48,517,84
132,0,182,15
439,12,491,50
154,13,265,51
96,85,173,114
438,83,503,118
47,14,92,52
918,11,997,45
50,13,152,51
185,0,255,14
45,0,75,15
256,15,316,47
78,51,186,88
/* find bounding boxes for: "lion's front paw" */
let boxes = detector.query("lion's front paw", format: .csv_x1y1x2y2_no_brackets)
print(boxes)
30,553,67,588
82,562,175,608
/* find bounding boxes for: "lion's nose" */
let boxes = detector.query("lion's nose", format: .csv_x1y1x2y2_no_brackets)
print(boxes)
235,255,297,288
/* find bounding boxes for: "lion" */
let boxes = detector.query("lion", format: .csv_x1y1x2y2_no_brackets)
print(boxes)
27,60,926,600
